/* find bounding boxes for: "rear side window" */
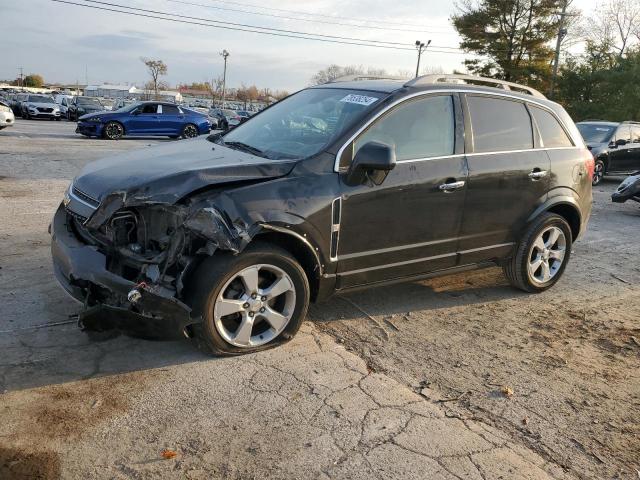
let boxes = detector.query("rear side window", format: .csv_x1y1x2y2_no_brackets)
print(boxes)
162,104,180,115
467,96,533,153
530,106,573,148
354,95,455,161
616,126,631,143
632,126,640,143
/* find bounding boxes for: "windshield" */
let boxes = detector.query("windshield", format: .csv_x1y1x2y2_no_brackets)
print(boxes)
218,88,385,159
577,123,616,144
28,95,54,103
77,97,103,106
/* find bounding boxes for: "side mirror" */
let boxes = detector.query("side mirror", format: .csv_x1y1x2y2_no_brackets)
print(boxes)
345,141,396,186
131,110,140,115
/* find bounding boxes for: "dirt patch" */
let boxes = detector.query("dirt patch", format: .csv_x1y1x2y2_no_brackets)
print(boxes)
23,374,154,440
0,446,61,480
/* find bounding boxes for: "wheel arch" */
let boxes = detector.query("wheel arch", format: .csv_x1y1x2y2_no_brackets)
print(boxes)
529,199,582,241
251,225,324,302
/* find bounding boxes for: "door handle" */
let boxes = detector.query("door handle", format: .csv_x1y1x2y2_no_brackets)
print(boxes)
528,170,548,180
439,180,466,191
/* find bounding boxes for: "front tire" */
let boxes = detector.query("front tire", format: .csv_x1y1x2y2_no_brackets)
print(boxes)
187,242,310,356
592,159,605,185
503,213,572,293
103,121,124,140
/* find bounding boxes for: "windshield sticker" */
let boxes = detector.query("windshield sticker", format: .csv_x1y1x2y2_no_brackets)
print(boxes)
340,94,379,106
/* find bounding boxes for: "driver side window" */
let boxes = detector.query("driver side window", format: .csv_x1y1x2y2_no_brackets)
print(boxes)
353,95,455,163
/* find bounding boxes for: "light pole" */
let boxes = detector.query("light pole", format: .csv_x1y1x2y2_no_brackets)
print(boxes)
415,39,431,78
220,49,229,108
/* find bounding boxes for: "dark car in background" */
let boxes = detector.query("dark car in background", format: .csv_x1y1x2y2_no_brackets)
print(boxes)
208,108,242,130
68,97,105,121
52,74,592,355
9,93,28,116
576,121,640,185
75,101,210,139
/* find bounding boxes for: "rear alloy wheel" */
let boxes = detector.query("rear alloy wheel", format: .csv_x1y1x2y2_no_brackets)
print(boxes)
103,121,124,140
188,243,309,355
182,123,198,138
503,213,572,293
592,159,605,185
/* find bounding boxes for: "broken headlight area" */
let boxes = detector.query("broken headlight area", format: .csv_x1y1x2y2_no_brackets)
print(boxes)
73,193,257,302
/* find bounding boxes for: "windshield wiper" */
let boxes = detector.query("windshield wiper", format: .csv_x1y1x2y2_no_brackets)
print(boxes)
224,141,267,158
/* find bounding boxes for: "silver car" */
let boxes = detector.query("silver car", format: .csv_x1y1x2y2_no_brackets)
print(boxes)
21,94,61,120
0,100,15,130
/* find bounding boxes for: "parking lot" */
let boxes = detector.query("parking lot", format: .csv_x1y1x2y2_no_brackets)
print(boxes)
1,118,638,479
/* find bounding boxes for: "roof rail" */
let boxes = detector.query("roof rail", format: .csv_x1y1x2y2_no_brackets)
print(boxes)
622,120,640,125
404,74,546,99
328,74,407,83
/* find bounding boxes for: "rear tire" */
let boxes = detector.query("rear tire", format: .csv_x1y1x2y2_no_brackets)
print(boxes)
503,213,572,293
186,242,310,356
182,123,198,138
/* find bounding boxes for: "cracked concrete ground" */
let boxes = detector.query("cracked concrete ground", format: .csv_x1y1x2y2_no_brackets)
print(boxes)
0,120,637,479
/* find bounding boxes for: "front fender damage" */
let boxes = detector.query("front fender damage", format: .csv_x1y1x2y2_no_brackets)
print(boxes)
75,189,264,338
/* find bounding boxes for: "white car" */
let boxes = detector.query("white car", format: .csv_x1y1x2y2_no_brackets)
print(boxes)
0,100,15,130
21,94,61,120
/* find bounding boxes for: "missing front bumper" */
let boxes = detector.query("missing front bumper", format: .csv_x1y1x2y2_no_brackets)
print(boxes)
50,204,198,339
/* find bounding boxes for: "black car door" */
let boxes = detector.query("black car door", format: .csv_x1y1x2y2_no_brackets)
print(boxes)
608,125,632,173
336,93,468,288
458,94,550,265
624,125,640,172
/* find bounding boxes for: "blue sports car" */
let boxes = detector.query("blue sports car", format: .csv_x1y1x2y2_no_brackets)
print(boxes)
76,101,210,140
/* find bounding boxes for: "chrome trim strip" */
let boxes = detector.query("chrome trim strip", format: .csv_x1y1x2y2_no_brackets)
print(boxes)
69,188,98,211
337,242,515,276
260,224,324,276
336,230,505,261
338,237,456,261
329,197,341,262
458,242,514,255
339,252,457,276
333,89,580,172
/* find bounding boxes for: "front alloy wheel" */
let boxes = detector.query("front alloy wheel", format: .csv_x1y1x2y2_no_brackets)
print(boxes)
214,264,296,347
592,159,605,185
103,121,124,140
188,242,310,355
182,124,198,138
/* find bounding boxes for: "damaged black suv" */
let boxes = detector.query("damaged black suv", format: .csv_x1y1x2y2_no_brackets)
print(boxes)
51,74,593,355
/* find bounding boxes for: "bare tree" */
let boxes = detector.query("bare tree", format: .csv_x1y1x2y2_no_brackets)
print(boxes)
141,58,168,99
310,65,394,85
582,0,640,57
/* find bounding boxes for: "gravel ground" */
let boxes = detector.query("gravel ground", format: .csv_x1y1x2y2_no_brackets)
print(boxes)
0,119,638,479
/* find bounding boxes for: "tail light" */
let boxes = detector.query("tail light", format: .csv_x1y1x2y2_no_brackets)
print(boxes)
584,152,595,180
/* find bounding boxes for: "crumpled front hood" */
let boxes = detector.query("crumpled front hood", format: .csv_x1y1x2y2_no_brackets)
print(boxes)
73,137,298,205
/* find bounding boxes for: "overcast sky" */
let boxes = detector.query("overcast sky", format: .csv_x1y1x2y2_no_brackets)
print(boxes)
2,0,599,92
